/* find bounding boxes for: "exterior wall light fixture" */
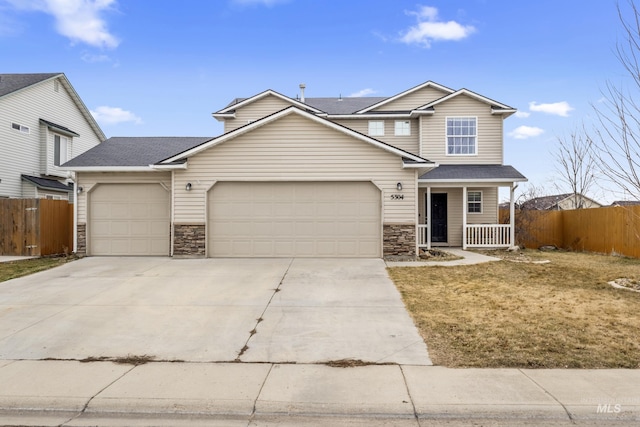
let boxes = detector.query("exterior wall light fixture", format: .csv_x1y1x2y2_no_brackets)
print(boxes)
396,182,403,191
185,183,192,191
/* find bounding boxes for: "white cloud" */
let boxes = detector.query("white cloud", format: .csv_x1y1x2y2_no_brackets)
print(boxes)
400,5,475,48
529,101,574,117
81,52,110,63
514,111,530,118
90,106,141,125
509,125,544,140
349,88,377,97
5,0,119,48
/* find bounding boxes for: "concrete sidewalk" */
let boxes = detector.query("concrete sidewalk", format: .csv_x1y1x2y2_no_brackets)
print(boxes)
0,360,637,426
386,248,501,267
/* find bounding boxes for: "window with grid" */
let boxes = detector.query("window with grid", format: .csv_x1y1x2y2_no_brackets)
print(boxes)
394,120,410,136
467,191,482,213
368,120,384,136
447,117,476,155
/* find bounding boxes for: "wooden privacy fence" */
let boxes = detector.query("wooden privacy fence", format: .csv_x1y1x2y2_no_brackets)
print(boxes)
500,206,640,258
0,199,73,256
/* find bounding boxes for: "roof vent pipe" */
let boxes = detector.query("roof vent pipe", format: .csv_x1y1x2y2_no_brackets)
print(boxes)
299,83,306,103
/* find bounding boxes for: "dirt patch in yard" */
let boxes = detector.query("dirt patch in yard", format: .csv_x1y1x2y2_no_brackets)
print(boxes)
389,250,640,368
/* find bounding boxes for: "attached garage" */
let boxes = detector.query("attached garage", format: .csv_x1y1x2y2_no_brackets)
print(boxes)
208,182,381,257
89,183,170,255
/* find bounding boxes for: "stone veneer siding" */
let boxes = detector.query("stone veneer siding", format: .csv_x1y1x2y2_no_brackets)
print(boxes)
173,224,206,256
76,223,86,255
383,224,416,258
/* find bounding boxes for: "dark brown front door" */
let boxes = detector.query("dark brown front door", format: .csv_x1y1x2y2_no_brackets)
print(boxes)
430,193,447,243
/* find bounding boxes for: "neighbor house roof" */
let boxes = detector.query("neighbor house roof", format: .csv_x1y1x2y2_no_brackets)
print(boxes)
521,193,601,210
419,165,526,182
610,200,640,207
21,174,71,192
62,136,213,169
0,73,60,98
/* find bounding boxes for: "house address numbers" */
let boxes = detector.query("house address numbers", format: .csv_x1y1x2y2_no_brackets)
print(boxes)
391,194,404,200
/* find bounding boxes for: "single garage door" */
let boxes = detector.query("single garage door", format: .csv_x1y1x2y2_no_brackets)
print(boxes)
208,182,381,257
89,183,170,255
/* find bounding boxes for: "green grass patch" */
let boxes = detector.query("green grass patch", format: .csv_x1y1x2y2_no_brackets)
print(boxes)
0,256,74,283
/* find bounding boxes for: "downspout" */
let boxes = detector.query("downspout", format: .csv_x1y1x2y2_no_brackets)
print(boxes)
72,174,78,253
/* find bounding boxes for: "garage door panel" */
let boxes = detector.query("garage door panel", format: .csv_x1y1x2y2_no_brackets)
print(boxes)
208,182,381,257
89,184,170,256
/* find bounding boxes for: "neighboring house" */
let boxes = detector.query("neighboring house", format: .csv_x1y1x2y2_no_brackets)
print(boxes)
0,73,105,200
610,200,640,207
521,193,602,210
63,80,526,258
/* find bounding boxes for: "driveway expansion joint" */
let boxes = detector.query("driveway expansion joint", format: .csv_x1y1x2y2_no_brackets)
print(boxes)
235,258,294,362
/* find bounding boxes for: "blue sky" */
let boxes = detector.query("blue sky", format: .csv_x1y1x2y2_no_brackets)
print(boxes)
1,0,631,201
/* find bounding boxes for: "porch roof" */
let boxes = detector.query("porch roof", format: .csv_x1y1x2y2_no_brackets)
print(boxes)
419,164,527,183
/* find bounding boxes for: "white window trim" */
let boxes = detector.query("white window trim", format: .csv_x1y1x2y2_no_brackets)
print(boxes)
368,120,385,136
394,120,411,136
467,190,483,214
445,116,478,156
11,123,30,134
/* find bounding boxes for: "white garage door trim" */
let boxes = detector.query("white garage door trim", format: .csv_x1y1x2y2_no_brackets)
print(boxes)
207,181,381,258
89,183,170,256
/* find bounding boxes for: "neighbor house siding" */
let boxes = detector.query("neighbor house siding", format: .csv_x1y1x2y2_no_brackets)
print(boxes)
224,95,295,133
76,172,171,223
332,118,419,155
0,76,103,198
373,86,450,111
174,113,416,224
421,94,504,164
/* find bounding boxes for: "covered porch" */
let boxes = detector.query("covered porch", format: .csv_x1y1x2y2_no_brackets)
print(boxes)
416,165,527,250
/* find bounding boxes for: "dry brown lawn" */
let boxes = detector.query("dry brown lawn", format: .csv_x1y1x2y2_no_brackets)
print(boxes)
0,256,72,283
388,250,640,368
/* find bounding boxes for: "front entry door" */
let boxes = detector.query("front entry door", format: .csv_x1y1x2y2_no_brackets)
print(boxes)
430,193,448,243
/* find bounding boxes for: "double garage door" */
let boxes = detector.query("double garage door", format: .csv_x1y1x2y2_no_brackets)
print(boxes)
89,181,381,257
208,182,381,257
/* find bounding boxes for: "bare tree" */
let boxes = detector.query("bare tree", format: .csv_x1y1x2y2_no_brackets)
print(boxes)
553,130,597,208
591,0,640,200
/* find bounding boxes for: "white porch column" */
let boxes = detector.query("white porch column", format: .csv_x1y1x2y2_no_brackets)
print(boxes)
510,184,516,247
462,186,468,249
426,186,431,249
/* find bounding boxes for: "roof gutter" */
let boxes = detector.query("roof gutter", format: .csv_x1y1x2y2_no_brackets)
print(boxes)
403,161,439,169
212,112,236,121
58,166,162,172
418,177,528,183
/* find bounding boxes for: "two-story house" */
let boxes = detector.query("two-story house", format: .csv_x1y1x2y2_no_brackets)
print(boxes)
63,80,526,258
0,73,105,200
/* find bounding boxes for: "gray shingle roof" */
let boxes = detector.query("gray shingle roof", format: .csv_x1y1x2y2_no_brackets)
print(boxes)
225,96,390,115
419,164,527,181
21,175,71,192
63,137,213,167
0,73,61,98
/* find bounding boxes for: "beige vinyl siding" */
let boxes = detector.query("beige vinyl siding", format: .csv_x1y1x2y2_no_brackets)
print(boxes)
76,172,171,223
373,86,449,112
224,95,295,133
20,180,37,198
332,119,419,155
0,77,102,197
174,113,416,224
421,94,504,164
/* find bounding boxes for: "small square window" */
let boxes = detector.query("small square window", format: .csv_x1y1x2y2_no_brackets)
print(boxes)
467,191,482,213
394,120,411,136
368,121,384,136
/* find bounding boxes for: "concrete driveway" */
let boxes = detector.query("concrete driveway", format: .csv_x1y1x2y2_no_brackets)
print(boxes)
0,257,431,365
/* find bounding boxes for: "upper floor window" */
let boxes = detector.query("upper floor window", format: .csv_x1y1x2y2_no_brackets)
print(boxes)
11,122,30,134
394,120,411,136
467,190,482,213
368,121,384,136
447,117,476,155
54,134,69,166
